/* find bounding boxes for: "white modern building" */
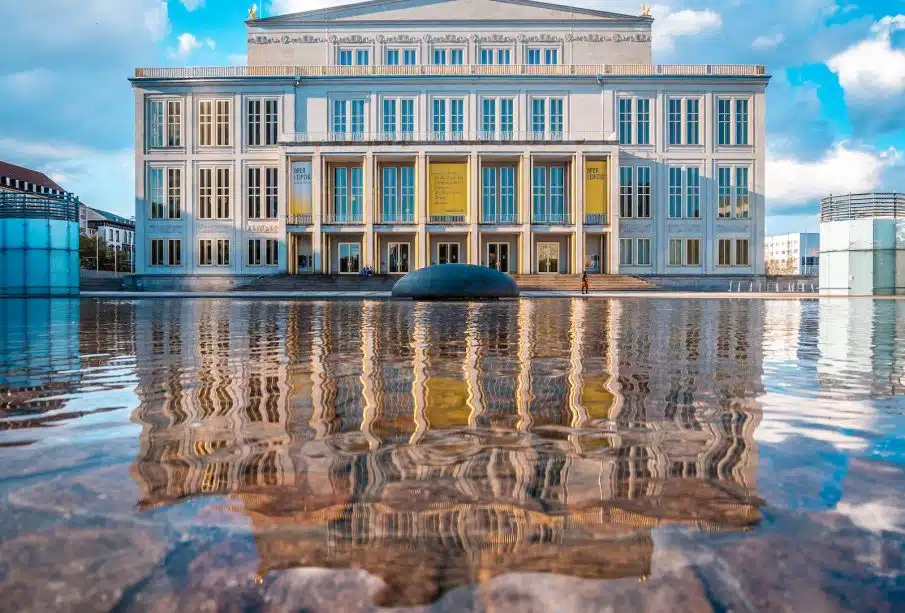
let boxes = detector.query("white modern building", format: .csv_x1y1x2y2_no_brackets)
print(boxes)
820,193,905,295
131,0,768,286
765,232,819,276
82,206,136,249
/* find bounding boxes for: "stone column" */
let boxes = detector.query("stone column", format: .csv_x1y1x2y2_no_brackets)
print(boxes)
416,151,428,268
520,151,532,273
469,150,480,265
364,151,375,271
311,152,323,273
574,151,585,274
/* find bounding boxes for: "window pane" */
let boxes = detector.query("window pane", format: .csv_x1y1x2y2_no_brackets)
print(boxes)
718,167,732,218
718,99,732,145
669,239,682,266
528,48,540,65
433,49,446,65
167,100,181,147
620,238,633,266
248,99,261,146
618,98,632,145
150,168,164,219
351,100,364,139
686,168,700,218
619,166,633,218
736,239,749,266
500,98,513,138
401,166,415,220
432,98,446,137
637,238,650,266
636,99,650,145
668,167,682,218
332,100,347,135
382,166,397,220
382,99,396,137
531,98,545,137
150,101,164,147
265,167,278,218
636,167,651,218
481,98,496,137
686,99,699,145
400,99,414,137
403,49,416,65
386,49,399,65
532,166,546,220
735,167,750,219
550,98,563,138
451,99,464,138
501,166,516,219
351,167,363,218
450,49,463,65
200,168,213,219
686,239,701,266
264,99,278,145
356,49,369,65
482,166,497,220
736,99,749,145
668,99,682,145
545,48,558,65
550,167,564,218
334,167,348,220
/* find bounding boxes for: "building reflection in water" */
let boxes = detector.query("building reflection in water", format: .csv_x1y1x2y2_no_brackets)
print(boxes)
131,298,764,602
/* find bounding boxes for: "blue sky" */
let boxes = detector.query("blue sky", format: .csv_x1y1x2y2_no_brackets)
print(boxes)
2,0,905,234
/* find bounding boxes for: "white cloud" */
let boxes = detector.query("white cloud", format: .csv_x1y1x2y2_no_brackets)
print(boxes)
168,33,216,59
828,15,905,100
180,0,205,10
227,54,249,66
0,138,134,216
767,143,899,204
752,32,785,50
652,8,722,52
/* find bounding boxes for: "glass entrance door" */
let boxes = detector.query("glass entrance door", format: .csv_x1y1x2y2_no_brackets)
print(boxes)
438,242,459,264
388,242,410,273
487,242,510,273
338,242,361,274
295,235,312,274
537,242,560,273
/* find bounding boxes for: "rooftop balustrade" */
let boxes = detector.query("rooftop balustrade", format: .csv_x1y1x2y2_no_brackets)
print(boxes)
134,64,766,80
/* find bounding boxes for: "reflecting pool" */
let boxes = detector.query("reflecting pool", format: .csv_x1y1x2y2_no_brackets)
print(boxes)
1,298,904,612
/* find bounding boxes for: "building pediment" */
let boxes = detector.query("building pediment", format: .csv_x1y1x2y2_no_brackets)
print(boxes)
252,0,651,25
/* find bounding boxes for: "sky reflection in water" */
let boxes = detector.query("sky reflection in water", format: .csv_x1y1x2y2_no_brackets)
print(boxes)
0,298,904,612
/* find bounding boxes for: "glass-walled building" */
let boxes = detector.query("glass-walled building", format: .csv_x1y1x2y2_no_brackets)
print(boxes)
131,0,768,282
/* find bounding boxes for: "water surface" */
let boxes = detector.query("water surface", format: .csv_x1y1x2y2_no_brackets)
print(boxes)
1,298,904,612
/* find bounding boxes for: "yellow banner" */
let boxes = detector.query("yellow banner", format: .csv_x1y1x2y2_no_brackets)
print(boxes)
429,163,468,217
290,161,312,215
584,160,608,215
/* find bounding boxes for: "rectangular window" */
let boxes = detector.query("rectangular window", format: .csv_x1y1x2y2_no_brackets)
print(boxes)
218,239,230,266
338,49,353,65
149,168,165,219
718,238,732,266
735,167,750,219
550,98,563,138
199,99,231,147
619,238,633,266
500,98,513,138
198,167,230,219
248,239,261,266
686,168,700,218
481,166,497,220
544,48,558,64
432,48,446,65
247,168,260,219
532,165,566,222
668,167,683,218
686,238,701,266
450,98,464,138
636,238,651,266
351,99,365,139
382,98,396,137
150,239,164,266
531,98,545,138
497,49,511,64
356,49,369,65
216,100,231,147
618,98,632,145
717,99,732,145
400,99,414,138
480,48,493,64
432,98,446,139
718,167,732,219
386,49,399,65
247,99,278,146
480,165,517,222
636,98,650,145
619,166,633,218
668,98,682,146
669,238,683,266
168,239,181,266
736,238,750,266
332,99,347,136
162,168,181,219
527,48,541,65
686,98,700,145
500,166,516,220
450,48,463,65
247,167,277,219
265,167,278,218
381,166,415,222
636,166,651,218
199,100,212,146
266,239,278,266
402,49,416,65
149,99,182,148
338,243,361,273
481,98,496,138
216,168,230,218
736,99,749,145
333,167,348,221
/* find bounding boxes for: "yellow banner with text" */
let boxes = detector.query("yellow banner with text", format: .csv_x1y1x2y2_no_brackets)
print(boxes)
584,160,608,215
428,163,468,217
290,161,312,216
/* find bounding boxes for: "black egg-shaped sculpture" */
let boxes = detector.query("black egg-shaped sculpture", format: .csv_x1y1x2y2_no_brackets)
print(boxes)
392,264,519,300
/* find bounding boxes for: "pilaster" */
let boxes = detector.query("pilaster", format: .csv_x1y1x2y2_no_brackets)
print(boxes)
520,151,532,273
311,152,323,273
416,151,427,268
364,151,375,269
468,150,479,265
574,151,585,273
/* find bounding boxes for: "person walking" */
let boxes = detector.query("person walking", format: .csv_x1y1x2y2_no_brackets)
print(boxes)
581,270,589,295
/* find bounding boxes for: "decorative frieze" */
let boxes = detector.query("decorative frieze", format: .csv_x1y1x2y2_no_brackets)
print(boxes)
248,34,325,45
247,223,280,234
248,31,651,46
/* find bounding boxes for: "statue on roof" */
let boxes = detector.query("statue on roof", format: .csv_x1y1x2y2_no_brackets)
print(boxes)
641,4,651,16
248,4,258,19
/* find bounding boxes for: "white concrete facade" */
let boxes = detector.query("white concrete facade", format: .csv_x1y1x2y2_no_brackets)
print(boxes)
765,232,819,275
131,0,768,279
